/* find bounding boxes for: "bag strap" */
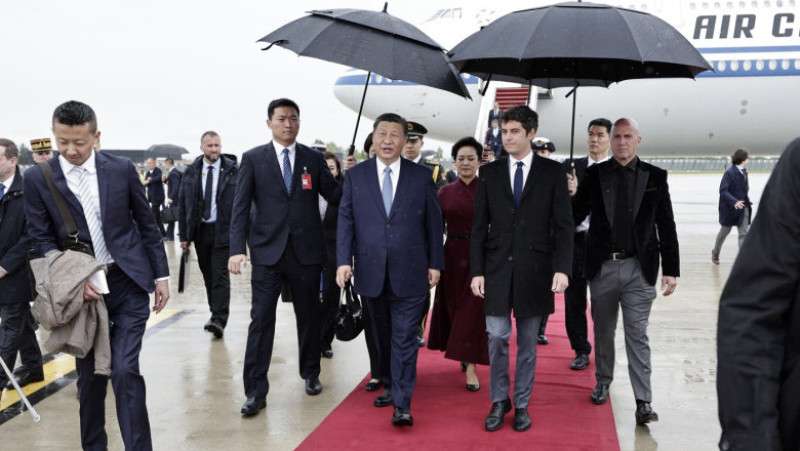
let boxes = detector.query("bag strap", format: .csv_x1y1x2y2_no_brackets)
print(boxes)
38,162,80,240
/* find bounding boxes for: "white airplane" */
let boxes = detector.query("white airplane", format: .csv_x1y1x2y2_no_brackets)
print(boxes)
333,1,800,156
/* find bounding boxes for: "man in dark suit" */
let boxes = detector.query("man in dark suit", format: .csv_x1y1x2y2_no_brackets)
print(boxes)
0,139,43,390
470,106,573,433
711,148,751,264
336,113,444,427
562,118,612,371
572,117,679,426
717,138,800,451
229,98,341,417
163,157,181,241
144,157,166,238
179,132,238,338
487,101,503,127
24,101,170,450
485,119,504,160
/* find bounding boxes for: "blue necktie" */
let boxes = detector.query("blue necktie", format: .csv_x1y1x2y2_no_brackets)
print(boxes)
0,182,4,202
382,167,393,216
513,161,524,206
282,148,293,195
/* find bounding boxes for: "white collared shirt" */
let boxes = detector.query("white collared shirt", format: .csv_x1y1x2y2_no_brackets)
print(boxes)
377,158,401,200
201,157,221,223
576,154,611,232
273,141,297,173
508,151,533,192
0,173,14,195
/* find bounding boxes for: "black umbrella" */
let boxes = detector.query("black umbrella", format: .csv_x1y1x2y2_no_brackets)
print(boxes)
258,3,471,155
448,1,713,161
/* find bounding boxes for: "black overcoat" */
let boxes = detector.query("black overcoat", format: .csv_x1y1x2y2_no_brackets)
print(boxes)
0,167,34,304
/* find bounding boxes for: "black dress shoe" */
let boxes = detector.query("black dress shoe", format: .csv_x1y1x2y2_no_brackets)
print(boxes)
537,334,549,345
417,336,426,347
305,377,322,395
391,407,413,426
591,383,610,405
374,389,393,407
365,380,381,392
635,402,659,425
570,353,590,371
321,349,334,359
513,408,531,432
485,398,512,431
240,397,266,416
8,368,44,389
204,320,224,338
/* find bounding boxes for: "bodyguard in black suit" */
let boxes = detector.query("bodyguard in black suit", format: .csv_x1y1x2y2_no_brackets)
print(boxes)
711,148,751,264
24,101,170,450
229,98,341,417
572,118,679,426
717,138,800,451
0,139,43,390
179,132,238,338
164,158,182,241
562,118,612,371
144,157,166,237
471,106,573,432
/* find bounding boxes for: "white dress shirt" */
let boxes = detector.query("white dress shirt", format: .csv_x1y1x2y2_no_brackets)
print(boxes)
508,151,534,192
58,151,111,262
377,158,401,200
273,141,297,173
201,157,221,223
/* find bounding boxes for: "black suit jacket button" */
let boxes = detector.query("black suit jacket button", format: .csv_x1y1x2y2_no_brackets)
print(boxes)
508,256,513,262
386,224,391,229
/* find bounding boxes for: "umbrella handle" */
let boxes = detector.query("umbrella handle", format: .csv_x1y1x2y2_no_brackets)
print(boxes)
348,71,372,156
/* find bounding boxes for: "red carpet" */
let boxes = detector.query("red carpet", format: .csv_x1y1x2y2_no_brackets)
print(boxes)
297,295,619,451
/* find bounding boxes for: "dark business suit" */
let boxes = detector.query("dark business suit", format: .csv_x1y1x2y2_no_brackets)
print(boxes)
179,155,238,328
145,166,166,236
337,157,444,410
24,152,169,451
488,108,503,127
320,180,341,351
572,157,679,402
713,164,751,253
485,127,504,158
0,167,42,384
562,157,592,356
230,142,341,399
717,138,800,451
165,167,182,240
470,155,573,407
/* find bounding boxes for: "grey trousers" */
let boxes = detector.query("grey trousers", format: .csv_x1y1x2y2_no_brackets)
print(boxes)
486,314,542,409
590,258,656,402
713,206,750,253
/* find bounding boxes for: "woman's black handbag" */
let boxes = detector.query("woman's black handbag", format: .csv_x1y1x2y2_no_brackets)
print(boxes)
161,206,179,223
335,281,364,341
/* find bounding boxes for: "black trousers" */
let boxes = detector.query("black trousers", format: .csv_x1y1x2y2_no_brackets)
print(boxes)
150,202,165,236
564,232,592,355
320,258,339,350
0,303,43,379
77,268,152,451
195,223,230,327
243,239,322,398
165,220,176,240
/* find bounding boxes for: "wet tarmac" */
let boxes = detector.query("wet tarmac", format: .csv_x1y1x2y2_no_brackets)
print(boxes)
0,171,769,450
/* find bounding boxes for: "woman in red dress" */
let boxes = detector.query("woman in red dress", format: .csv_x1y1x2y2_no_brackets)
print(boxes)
428,137,489,391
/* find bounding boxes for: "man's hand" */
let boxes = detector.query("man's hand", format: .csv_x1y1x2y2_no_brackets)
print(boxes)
734,200,745,209
343,156,358,171
551,272,569,293
228,254,247,275
0,267,6,279
566,169,578,197
180,241,190,251
661,276,677,296
153,279,170,313
83,281,103,301
470,276,485,299
428,269,441,288
166,198,173,205
336,265,353,288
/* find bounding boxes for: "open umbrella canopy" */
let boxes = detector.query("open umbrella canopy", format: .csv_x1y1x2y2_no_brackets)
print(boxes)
258,7,470,99
449,2,712,82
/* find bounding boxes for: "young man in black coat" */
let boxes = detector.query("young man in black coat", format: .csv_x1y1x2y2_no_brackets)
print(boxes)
0,138,43,389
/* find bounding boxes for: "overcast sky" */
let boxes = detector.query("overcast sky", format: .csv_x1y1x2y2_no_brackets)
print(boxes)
2,1,468,159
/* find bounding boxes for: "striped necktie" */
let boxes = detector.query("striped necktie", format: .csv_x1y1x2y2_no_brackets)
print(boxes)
382,167,393,216
282,148,293,195
74,166,111,263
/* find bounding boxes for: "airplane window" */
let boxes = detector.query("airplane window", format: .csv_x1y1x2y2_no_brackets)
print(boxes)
739,1,745,6
641,4,648,10
702,2,709,8
781,60,790,70
755,60,764,71
718,60,727,71
768,59,777,70
794,59,799,70
731,60,740,71
689,2,696,9
726,2,734,7
764,1,770,7
776,0,782,6
714,2,721,8
743,60,752,71
453,8,462,19
751,1,758,7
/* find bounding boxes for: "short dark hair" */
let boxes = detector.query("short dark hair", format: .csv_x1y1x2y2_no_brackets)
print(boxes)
501,106,538,133
165,158,175,165
52,100,98,132
731,148,749,165
268,98,300,119
373,113,408,136
0,138,19,159
363,132,373,153
201,130,219,142
451,136,482,160
588,118,612,134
